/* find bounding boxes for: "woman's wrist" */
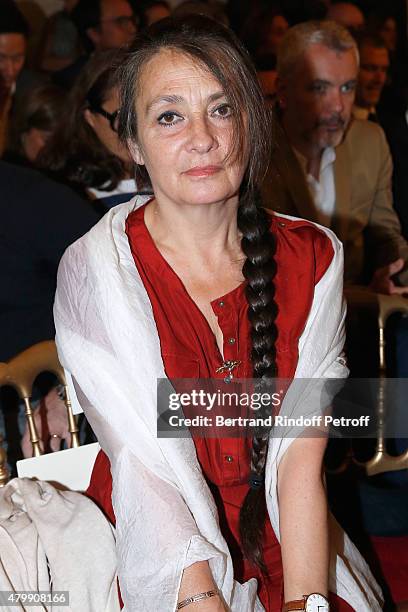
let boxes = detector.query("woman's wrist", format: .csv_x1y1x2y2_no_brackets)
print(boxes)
282,592,330,611
176,590,227,611
178,561,224,609
177,589,218,609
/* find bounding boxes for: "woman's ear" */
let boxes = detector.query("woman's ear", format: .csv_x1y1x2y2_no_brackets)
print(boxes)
127,140,145,166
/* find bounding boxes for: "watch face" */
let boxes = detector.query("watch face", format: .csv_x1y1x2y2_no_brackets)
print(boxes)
305,593,330,612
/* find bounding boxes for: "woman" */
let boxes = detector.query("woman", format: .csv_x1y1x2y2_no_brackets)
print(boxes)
5,84,64,166
54,16,382,612
38,50,138,214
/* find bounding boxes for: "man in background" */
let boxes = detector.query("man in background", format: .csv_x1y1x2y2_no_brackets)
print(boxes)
263,20,408,293
54,0,138,89
0,0,39,154
354,34,390,122
327,1,365,35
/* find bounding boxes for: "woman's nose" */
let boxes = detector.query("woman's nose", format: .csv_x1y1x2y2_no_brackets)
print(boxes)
186,116,217,153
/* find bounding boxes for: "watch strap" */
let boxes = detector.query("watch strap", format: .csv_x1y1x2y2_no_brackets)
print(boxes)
282,599,305,611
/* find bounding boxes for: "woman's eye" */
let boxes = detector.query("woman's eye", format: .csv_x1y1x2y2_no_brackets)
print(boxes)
157,112,182,126
212,104,232,119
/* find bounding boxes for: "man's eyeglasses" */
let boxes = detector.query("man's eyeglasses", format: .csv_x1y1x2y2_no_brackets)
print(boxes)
90,105,120,132
99,15,139,30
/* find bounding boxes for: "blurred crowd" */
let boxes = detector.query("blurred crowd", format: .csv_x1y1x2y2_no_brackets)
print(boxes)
0,0,407,225
0,0,408,607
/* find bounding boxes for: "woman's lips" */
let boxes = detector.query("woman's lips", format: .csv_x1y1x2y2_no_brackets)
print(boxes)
183,165,222,177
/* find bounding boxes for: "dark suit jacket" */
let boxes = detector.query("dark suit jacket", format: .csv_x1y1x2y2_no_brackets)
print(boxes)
262,117,408,285
0,162,99,361
379,107,408,242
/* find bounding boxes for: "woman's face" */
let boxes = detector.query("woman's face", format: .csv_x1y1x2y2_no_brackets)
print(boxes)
130,49,247,209
85,86,132,164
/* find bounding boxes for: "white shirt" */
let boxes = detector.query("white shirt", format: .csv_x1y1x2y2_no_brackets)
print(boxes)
293,146,336,225
88,178,137,201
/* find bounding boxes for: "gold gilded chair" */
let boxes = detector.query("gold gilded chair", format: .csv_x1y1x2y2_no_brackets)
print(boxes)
0,340,80,487
364,294,408,475
327,289,408,476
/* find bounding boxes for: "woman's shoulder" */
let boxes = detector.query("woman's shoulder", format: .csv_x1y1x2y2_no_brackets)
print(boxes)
267,210,341,284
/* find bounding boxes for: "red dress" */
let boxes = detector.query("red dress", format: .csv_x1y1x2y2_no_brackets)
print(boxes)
87,204,354,611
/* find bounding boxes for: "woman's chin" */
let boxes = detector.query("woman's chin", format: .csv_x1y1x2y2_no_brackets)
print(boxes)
177,185,240,207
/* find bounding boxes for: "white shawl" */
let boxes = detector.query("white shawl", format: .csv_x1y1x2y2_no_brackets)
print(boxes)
0,478,120,612
54,197,383,612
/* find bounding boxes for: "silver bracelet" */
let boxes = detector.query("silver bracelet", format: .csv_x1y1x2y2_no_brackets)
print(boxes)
176,589,219,609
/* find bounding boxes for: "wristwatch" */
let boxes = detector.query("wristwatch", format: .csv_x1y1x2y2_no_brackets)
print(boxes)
283,593,330,612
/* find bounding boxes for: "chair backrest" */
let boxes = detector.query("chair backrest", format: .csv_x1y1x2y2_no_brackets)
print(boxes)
0,341,99,491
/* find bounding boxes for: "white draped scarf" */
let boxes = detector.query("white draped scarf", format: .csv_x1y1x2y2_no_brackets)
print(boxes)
54,197,383,611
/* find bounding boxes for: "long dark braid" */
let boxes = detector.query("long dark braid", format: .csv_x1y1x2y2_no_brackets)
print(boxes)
237,188,278,571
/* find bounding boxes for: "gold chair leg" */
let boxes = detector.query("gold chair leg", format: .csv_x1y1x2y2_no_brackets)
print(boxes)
23,396,42,457
63,385,80,448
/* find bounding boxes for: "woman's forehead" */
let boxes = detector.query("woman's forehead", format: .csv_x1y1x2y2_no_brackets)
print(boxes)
137,48,224,103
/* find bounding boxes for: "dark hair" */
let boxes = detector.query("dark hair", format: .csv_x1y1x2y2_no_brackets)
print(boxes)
71,0,101,52
282,0,328,25
11,84,65,156
38,50,128,193
356,31,388,52
256,54,277,73
139,1,171,28
0,0,29,36
117,14,278,569
173,1,229,26
241,6,287,62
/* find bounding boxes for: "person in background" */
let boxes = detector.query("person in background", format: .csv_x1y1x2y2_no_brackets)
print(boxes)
72,0,138,53
263,20,408,293
173,1,229,26
280,0,328,25
241,6,289,63
36,0,82,73
0,0,46,154
138,0,171,28
39,50,137,214
353,33,389,122
374,13,398,54
256,54,278,108
351,32,408,247
327,1,365,36
4,84,64,166
54,0,138,89
0,160,99,470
